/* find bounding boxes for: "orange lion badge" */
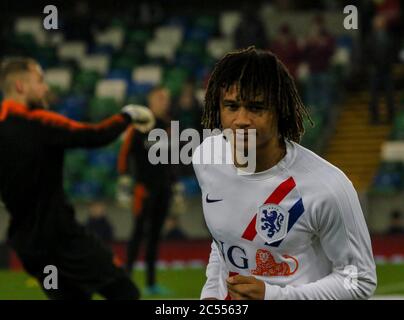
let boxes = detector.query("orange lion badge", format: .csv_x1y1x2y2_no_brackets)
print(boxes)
251,249,298,277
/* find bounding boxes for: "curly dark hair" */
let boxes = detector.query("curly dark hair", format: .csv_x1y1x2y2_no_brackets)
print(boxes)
202,46,312,142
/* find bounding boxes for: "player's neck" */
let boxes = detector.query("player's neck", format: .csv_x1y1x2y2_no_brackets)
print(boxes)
256,139,286,173
5,93,27,106
233,138,286,173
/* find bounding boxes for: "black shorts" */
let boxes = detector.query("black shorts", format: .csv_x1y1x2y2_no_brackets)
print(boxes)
14,227,130,298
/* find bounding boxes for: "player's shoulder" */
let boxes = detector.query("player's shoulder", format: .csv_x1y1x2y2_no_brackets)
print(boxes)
292,142,356,197
192,133,224,165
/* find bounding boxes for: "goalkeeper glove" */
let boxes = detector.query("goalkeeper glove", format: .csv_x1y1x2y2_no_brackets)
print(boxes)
122,104,155,133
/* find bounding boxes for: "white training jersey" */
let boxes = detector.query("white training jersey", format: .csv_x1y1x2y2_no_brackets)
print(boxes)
192,134,377,300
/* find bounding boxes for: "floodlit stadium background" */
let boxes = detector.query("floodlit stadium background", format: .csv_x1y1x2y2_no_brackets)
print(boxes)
0,0,403,299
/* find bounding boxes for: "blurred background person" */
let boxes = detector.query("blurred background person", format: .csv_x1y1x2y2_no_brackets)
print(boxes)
303,15,336,112
85,201,114,244
118,86,175,296
270,23,302,80
366,14,396,124
173,80,202,133
173,80,203,177
386,210,404,235
164,214,188,241
234,6,268,49
373,0,401,36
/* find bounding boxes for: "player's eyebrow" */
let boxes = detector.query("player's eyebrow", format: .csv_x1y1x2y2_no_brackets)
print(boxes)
223,99,266,108
246,101,265,107
222,99,240,105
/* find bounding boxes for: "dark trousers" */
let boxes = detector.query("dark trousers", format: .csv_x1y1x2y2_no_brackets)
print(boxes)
126,185,172,286
369,69,395,123
15,232,140,300
39,272,140,300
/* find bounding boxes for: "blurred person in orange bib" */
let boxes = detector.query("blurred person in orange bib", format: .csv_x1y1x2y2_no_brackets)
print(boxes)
118,86,177,296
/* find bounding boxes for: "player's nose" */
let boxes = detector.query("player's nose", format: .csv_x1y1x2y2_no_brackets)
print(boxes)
234,107,252,129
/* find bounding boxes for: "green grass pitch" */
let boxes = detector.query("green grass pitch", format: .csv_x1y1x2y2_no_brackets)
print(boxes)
0,264,403,299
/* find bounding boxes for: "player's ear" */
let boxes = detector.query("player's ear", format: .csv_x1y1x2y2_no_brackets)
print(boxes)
15,79,24,94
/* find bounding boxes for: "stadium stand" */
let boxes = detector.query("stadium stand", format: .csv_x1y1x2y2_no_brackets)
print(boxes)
3,1,403,235
1,8,356,202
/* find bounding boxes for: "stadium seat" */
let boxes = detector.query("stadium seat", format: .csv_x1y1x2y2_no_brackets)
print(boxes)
163,67,189,97
88,149,118,169
195,88,206,106
175,40,205,70
72,70,100,95
178,41,205,57
180,176,201,196
44,67,73,93
336,34,354,52
154,26,183,48
57,95,88,121
110,17,127,29
71,180,103,200
110,54,138,70
219,11,242,37
166,15,189,29
126,29,152,45
301,114,323,148
105,139,123,154
121,43,146,63
35,45,58,68
391,129,404,141
125,94,147,106
202,54,216,67
83,165,111,184
57,41,87,62
259,2,276,21
378,161,403,174
175,53,200,71
14,17,42,35
193,65,208,85
391,112,404,140
126,82,153,104
332,47,350,67
14,17,46,45
381,141,404,162
132,65,162,85
185,27,211,43
127,81,154,95
95,79,127,103
146,40,177,60
64,150,88,180
103,178,118,199
207,38,234,59
80,54,110,75
106,69,132,85
194,15,217,34
47,32,65,46
393,112,404,131
372,171,402,194
95,27,125,50
145,25,183,62
89,97,118,121
90,44,115,56
10,33,37,52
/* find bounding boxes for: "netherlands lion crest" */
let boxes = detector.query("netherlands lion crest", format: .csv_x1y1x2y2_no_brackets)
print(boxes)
256,204,289,244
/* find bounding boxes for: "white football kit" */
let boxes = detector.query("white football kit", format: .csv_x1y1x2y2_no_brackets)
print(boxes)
192,134,377,300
